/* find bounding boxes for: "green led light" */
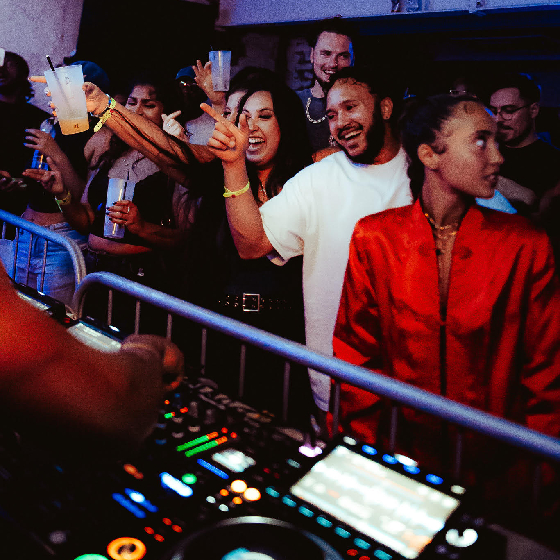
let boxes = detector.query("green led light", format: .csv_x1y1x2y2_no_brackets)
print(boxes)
182,473,197,485
74,555,108,560
185,440,219,458
176,435,210,452
164,412,174,419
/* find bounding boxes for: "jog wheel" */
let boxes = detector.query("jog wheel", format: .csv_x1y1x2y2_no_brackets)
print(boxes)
162,516,343,560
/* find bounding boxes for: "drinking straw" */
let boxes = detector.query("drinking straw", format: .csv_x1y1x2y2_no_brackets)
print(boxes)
46,55,56,72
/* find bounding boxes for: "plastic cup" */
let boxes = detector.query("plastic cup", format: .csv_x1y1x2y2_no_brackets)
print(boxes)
104,178,136,239
209,51,231,92
44,65,89,135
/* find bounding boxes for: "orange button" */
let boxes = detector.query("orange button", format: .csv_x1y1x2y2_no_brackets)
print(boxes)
107,537,146,560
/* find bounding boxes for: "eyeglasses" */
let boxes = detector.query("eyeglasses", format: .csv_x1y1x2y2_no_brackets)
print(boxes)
489,103,532,120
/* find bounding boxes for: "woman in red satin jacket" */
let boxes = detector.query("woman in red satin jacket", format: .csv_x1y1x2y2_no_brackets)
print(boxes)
333,94,560,502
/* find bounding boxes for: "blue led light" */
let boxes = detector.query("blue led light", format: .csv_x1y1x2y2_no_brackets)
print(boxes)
354,538,371,550
112,493,146,518
266,487,280,498
374,550,393,560
362,445,377,455
335,527,351,538
160,472,194,497
197,459,229,480
382,454,398,464
287,459,301,468
426,474,444,485
299,506,314,518
316,516,333,528
404,465,421,475
282,496,297,507
123,488,159,512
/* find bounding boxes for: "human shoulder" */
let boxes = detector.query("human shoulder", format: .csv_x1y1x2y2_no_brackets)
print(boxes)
84,127,113,169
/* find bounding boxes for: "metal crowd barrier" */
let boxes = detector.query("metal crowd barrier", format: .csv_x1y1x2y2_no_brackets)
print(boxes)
74,272,560,466
0,209,86,312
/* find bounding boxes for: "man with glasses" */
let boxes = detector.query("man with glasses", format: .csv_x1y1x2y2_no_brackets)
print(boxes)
488,73,560,216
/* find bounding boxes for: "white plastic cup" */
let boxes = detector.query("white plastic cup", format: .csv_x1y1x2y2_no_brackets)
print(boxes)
44,65,89,135
209,51,231,92
104,178,136,239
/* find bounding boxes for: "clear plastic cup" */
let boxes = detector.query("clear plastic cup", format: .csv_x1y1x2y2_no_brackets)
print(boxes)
209,51,231,92
44,65,89,135
104,178,136,239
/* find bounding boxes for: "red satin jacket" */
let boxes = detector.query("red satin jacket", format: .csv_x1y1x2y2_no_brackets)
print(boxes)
333,200,560,477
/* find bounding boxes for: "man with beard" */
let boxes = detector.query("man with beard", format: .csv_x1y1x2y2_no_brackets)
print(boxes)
488,73,560,216
214,66,412,415
295,18,355,154
0,50,49,216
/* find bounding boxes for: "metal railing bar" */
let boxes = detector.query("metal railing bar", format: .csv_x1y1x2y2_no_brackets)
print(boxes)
73,272,560,462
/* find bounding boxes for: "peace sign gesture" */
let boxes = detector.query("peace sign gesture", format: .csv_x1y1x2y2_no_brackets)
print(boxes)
202,103,249,166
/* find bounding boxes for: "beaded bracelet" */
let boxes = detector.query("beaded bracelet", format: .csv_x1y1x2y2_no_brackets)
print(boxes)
93,97,117,132
223,181,250,198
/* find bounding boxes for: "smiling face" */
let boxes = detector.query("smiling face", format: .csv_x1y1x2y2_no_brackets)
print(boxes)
125,85,165,127
230,90,281,170
310,31,353,88
427,101,503,199
326,79,387,164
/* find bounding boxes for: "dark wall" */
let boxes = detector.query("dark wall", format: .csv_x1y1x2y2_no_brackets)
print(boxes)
75,0,217,94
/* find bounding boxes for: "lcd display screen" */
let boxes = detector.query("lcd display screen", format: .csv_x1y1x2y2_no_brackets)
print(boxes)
291,445,460,559
67,322,122,353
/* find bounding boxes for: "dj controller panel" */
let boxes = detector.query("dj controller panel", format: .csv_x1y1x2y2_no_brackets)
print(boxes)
0,285,505,560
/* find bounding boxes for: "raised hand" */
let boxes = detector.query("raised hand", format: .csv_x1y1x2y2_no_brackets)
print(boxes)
162,111,189,142
202,103,249,166
24,129,63,160
22,157,65,196
193,60,226,108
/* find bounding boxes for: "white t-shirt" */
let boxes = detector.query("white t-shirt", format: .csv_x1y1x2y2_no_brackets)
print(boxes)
186,111,216,146
260,149,412,410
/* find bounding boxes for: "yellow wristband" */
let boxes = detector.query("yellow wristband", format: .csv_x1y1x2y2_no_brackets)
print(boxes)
223,181,250,198
93,97,117,132
55,190,71,208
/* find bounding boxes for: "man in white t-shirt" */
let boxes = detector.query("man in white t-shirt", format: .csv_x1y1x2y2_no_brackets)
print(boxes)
205,67,413,414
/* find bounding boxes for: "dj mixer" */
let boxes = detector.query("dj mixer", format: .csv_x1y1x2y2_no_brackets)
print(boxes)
0,285,506,560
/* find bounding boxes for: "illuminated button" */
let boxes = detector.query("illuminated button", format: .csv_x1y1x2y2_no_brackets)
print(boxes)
394,453,417,467
426,474,444,485
160,472,193,497
451,485,466,495
232,496,243,505
206,496,216,503
445,528,478,548
343,436,357,445
265,487,280,498
298,506,314,518
220,489,229,497
316,516,333,528
354,538,371,550
362,445,377,455
359,556,370,560
403,465,421,475
172,525,183,533
162,518,172,526
347,550,359,557
287,459,301,468
282,496,297,507
243,488,261,501
374,550,393,560
154,534,164,542
107,537,146,560
219,504,229,512
144,527,155,535
335,527,351,539
181,473,197,485
230,480,248,493
382,454,398,464
48,531,67,545
75,556,108,560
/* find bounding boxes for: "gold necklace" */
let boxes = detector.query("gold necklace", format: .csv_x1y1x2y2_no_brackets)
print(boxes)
305,97,326,124
424,212,459,243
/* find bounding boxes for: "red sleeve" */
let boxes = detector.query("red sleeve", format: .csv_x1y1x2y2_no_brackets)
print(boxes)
522,234,560,438
333,223,384,371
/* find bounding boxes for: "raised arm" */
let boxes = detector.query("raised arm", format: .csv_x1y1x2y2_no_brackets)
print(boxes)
202,103,273,259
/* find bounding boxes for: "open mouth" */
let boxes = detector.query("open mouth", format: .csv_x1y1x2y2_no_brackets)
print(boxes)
247,137,265,150
338,127,362,143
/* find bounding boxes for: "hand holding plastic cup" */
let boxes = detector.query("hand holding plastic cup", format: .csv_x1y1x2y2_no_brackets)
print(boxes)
104,178,136,239
209,51,231,92
44,65,89,135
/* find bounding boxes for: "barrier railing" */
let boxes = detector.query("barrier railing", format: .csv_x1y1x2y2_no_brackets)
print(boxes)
0,209,86,312
74,272,560,465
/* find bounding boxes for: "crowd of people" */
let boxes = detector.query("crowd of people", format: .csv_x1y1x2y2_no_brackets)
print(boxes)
1,18,559,520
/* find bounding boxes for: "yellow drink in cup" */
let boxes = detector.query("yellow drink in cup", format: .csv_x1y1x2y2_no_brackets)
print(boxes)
44,65,89,135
